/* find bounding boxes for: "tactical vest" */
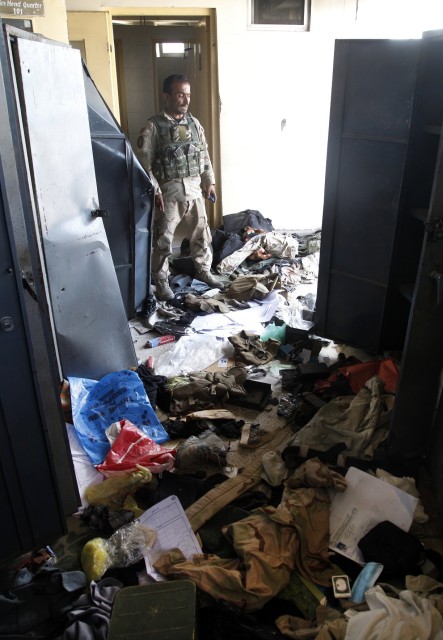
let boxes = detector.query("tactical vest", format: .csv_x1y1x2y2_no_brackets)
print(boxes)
150,113,207,181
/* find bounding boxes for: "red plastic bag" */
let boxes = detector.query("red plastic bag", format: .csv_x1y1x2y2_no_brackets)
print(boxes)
96,419,175,477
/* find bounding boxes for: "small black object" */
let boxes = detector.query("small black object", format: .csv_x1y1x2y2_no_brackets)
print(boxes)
91,209,110,217
296,362,330,379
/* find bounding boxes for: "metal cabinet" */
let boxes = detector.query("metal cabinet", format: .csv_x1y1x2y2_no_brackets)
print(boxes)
316,31,443,513
315,38,422,352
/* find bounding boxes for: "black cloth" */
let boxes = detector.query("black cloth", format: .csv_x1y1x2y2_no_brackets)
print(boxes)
80,505,134,535
135,365,167,410
222,210,274,236
358,520,425,580
198,602,286,640
211,229,244,267
56,577,122,640
154,471,229,510
0,566,87,637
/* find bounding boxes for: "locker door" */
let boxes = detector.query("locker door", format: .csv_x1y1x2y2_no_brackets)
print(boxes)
9,28,137,379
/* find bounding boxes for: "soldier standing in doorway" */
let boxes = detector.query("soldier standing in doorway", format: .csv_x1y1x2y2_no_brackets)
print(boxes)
137,73,223,301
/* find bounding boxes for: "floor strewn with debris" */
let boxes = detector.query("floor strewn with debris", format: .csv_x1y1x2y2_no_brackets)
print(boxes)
1,220,443,640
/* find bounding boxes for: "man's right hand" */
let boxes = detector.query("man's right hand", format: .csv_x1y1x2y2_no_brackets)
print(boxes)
154,193,164,212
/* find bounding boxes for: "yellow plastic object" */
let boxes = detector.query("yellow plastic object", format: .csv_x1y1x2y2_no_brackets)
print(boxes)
80,520,157,582
85,466,152,511
81,537,111,582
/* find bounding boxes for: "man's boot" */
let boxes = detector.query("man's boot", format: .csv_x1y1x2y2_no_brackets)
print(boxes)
194,267,225,289
154,278,174,301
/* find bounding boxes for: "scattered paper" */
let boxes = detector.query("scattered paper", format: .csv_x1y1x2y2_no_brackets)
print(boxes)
138,495,202,581
190,290,280,337
329,467,418,564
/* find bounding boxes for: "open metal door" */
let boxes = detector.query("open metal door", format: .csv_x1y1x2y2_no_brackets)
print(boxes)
8,26,137,380
83,61,154,319
0,22,79,559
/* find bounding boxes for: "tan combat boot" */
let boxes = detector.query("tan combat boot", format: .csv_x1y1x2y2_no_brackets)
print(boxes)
154,278,174,301
194,268,225,289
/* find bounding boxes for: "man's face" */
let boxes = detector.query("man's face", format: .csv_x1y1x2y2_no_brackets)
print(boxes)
164,81,191,119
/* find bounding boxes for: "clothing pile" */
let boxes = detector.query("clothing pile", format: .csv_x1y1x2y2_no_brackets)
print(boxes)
5,205,443,640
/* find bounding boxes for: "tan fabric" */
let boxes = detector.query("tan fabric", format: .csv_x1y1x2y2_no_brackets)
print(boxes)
155,457,340,611
151,197,212,279
224,273,279,302
287,458,347,493
276,607,346,640
274,484,338,586
291,376,393,458
155,489,332,611
185,428,292,531
406,575,443,615
315,619,348,640
185,409,238,421
275,615,316,639
184,293,231,314
228,330,280,366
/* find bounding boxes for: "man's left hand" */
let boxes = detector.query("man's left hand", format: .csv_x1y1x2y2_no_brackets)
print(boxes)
205,185,217,203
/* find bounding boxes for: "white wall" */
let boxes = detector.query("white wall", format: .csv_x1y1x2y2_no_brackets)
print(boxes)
113,25,197,146
25,0,69,43
65,0,443,230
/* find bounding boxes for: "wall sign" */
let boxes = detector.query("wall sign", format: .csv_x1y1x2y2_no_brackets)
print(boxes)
0,0,44,17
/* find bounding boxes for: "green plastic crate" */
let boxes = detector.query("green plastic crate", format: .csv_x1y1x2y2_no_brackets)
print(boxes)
108,580,196,640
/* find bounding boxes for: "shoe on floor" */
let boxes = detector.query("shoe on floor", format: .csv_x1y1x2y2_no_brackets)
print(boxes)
155,279,174,301
194,268,225,289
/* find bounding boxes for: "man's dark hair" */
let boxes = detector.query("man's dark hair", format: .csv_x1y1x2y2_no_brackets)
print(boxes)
163,74,189,94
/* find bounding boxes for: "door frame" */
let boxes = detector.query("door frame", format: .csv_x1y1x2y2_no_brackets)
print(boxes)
106,6,222,227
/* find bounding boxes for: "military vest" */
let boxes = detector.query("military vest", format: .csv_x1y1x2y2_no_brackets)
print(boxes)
150,113,207,181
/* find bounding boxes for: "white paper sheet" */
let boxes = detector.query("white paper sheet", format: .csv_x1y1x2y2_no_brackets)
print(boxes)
138,495,202,581
190,290,280,337
329,467,418,564
66,422,103,509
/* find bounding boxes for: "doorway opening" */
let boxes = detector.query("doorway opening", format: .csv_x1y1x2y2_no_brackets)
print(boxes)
110,11,221,227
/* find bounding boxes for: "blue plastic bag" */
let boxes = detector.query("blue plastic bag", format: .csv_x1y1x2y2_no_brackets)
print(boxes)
68,370,169,465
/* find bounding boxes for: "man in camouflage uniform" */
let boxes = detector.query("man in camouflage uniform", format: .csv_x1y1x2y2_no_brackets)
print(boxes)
137,74,223,301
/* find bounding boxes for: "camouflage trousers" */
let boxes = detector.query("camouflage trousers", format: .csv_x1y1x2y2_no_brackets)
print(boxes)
152,197,212,281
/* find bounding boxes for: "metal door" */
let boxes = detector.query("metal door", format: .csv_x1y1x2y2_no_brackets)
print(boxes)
0,24,75,557
9,29,137,379
387,31,443,460
83,62,154,319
